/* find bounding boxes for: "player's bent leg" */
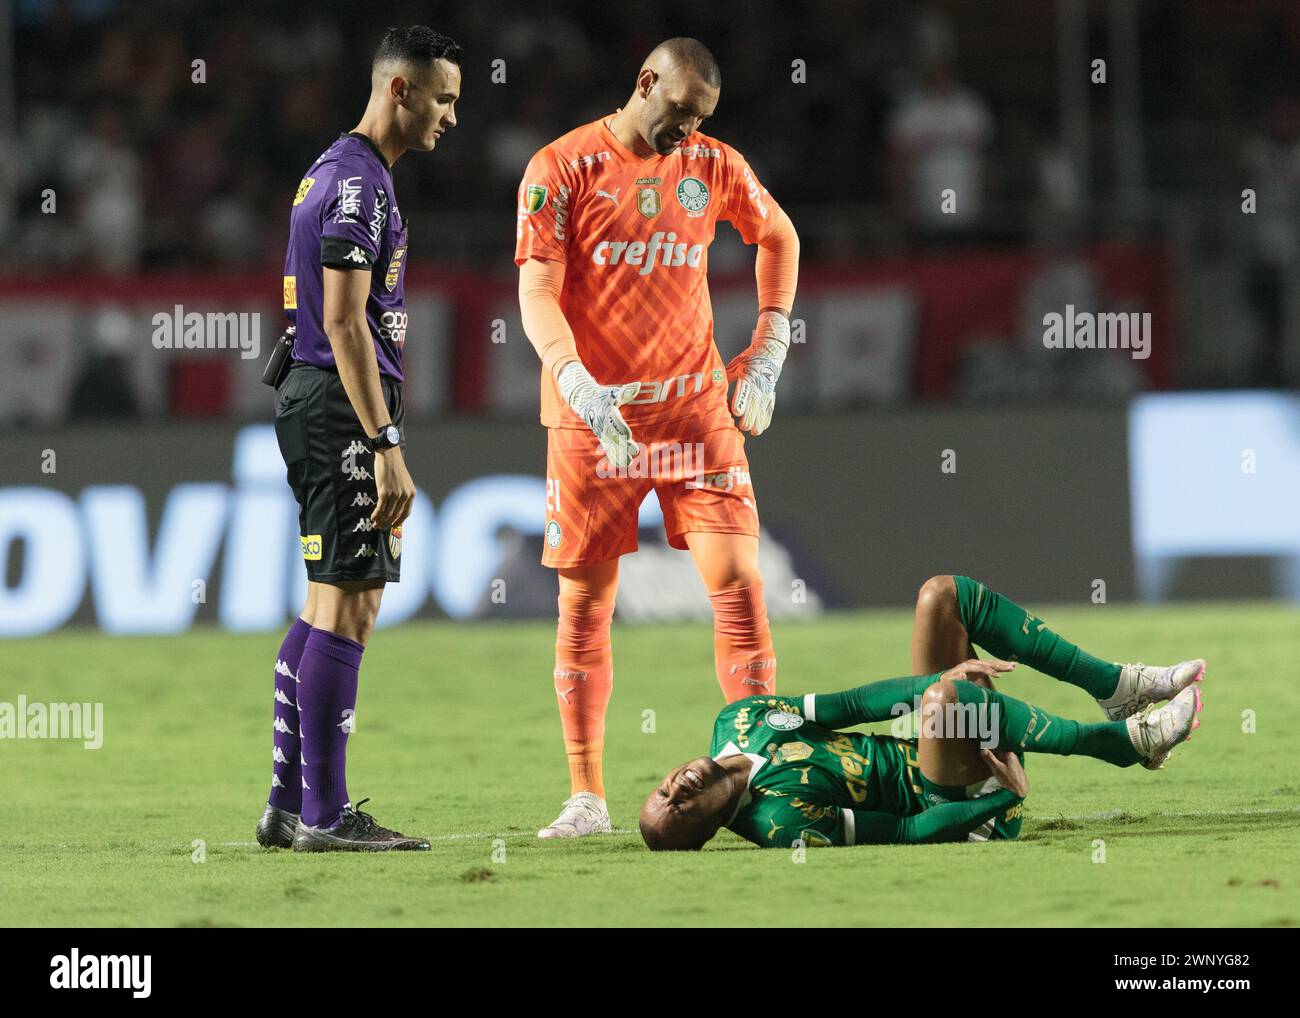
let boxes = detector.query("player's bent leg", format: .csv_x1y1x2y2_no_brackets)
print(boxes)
910,575,977,674
916,678,994,788
539,560,618,840
951,575,1205,719
943,674,1200,769
686,532,777,701
912,678,1025,841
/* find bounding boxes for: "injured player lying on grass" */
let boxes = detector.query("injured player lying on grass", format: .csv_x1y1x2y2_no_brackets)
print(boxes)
639,574,1205,850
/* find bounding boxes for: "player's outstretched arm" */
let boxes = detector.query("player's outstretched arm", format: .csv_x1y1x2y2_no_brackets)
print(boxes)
518,257,641,468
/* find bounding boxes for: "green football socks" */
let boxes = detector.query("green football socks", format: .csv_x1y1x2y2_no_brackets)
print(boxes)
949,681,1139,767
954,575,1121,700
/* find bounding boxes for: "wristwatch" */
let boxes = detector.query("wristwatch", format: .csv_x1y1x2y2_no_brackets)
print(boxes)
371,424,402,451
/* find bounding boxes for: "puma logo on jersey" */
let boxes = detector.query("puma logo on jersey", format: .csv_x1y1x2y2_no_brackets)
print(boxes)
596,187,621,204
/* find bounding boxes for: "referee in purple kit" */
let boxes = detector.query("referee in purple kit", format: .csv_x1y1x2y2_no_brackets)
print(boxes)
255,26,460,853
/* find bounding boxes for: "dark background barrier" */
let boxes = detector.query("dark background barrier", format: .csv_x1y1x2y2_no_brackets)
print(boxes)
0,406,1204,633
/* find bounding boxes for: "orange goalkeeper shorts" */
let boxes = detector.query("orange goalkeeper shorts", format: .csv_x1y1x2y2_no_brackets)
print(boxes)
542,423,759,568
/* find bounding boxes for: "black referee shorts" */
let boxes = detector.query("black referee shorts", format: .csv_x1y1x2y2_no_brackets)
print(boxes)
273,363,405,584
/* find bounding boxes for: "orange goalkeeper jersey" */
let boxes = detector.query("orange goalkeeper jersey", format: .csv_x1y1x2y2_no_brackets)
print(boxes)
515,114,785,430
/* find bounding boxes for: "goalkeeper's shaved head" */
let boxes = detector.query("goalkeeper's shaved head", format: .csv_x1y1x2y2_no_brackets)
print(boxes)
622,36,722,156
644,37,721,89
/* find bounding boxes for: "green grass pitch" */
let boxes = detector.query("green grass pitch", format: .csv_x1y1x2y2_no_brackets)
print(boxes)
5,602,1298,927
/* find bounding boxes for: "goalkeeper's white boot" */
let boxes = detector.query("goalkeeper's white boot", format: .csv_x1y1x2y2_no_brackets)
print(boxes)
1097,658,1205,720
537,791,612,839
1126,685,1203,770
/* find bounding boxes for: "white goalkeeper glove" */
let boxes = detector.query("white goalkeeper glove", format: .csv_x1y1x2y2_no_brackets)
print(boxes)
558,361,641,468
726,310,791,436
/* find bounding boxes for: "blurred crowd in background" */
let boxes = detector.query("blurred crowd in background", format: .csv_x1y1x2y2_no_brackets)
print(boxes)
1,0,1298,420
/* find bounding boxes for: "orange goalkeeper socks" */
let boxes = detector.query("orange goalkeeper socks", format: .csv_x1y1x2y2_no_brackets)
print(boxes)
709,583,777,702
554,585,615,798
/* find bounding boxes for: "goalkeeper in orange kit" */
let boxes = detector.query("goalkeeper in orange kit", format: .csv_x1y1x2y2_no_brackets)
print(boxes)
515,38,800,838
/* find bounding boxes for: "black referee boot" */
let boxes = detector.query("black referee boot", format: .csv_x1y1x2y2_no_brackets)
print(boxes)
291,799,430,852
256,803,300,849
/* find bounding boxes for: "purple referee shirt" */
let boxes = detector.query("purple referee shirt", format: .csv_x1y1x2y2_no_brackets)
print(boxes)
283,132,409,381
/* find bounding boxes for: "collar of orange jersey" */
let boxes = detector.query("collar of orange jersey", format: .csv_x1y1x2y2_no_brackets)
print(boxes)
599,111,662,164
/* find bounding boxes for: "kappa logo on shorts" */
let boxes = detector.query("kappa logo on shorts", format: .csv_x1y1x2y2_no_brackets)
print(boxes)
341,441,373,482
546,520,562,548
764,709,804,732
301,534,323,561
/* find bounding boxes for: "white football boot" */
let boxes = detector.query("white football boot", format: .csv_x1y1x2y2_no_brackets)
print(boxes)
1126,685,1203,770
1098,658,1205,720
536,791,613,839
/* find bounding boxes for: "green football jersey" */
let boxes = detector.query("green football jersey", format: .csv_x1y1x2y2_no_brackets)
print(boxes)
710,694,919,848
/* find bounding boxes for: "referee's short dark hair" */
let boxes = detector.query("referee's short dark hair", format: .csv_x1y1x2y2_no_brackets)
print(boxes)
373,26,463,70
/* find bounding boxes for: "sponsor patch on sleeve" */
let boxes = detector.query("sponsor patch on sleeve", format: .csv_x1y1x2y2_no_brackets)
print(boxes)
525,184,548,214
